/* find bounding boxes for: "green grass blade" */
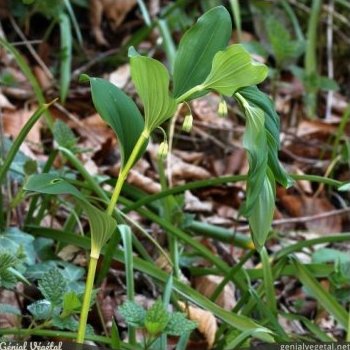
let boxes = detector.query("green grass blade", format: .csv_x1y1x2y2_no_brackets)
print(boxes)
120,225,136,345
260,247,277,315
158,19,176,70
59,12,72,104
292,258,348,328
26,225,274,340
0,102,53,185
63,0,83,45
229,0,242,42
0,38,53,129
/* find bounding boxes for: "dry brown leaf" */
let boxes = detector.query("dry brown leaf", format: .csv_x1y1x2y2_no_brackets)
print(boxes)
194,275,236,311
0,289,20,329
3,107,41,144
0,92,15,110
109,64,130,89
90,0,137,46
170,155,211,182
128,169,161,194
178,301,217,349
185,191,213,213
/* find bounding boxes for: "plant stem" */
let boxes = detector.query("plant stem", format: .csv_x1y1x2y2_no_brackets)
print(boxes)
106,130,150,216
175,84,204,103
77,256,98,344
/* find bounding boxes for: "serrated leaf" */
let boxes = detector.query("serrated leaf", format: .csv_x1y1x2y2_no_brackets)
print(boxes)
24,174,117,258
165,312,197,336
27,300,52,320
87,77,146,167
130,55,176,132
248,170,276,251
119,301,146,328
0,303,21,316
38,267,67,305
144,299,170,335
53,120,77,151
0,269,17,289
238,86,293,188
172,6,231,98
202,45,268,96
53,314,95,334
265,16,305,66
0,252,17,272
62,291,81,317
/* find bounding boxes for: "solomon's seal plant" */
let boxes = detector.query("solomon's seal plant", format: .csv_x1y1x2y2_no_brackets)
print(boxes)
24,5,290,344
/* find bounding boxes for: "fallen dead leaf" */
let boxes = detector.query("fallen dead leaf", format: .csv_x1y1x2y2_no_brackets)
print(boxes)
90,0,137,46
109,64,130,89
185,191,213,213
3,107,42,144
178,301,217,350
0,91,15,109
194,275,236,311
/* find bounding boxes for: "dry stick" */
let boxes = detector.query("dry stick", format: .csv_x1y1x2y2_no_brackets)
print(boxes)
325,0,334,120
9,16,54,80
236,207,350,232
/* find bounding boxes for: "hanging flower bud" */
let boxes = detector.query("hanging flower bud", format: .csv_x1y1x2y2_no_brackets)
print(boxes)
218,98,228,117
182,113,193,133
158,140,168,160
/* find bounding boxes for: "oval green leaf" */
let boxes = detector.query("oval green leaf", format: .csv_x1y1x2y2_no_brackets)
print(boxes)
86,77,145,168
238,86,293,188
249,170,276,251
24,174,116,258
203,44,268,96
172,6,232,99
130,55,176,132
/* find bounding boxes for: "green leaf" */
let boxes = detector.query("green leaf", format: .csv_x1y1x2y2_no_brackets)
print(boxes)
38,267,67,305
292,258,348,328
130,55,176,132
144,299,170,335
0,252,17,272
318,76,339,91
53,120,78,151
339,183,350,191
0,303,21,316
265,16,305,66
86,77,145,167
24,174,117,258
238,86,293,188
202,44,268,96
248,170,275,250
27,300,52,320
172,6,231,98
119,301,146,328
62,291,81,317
240,102,268,215
59,12,72,103
165,312,197,336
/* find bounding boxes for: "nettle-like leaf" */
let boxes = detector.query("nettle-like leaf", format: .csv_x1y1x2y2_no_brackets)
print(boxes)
248,170,276,251
53,120,78,151
165,312,197,336
130,54,177,133
83,76,146,168
27,300,52,320
144,299,170,336
202,45,268,96
24,174,116,258
119,301,146,328
239,86,293,188
172,6,231,98
38,268,67,305
265,16,305,67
